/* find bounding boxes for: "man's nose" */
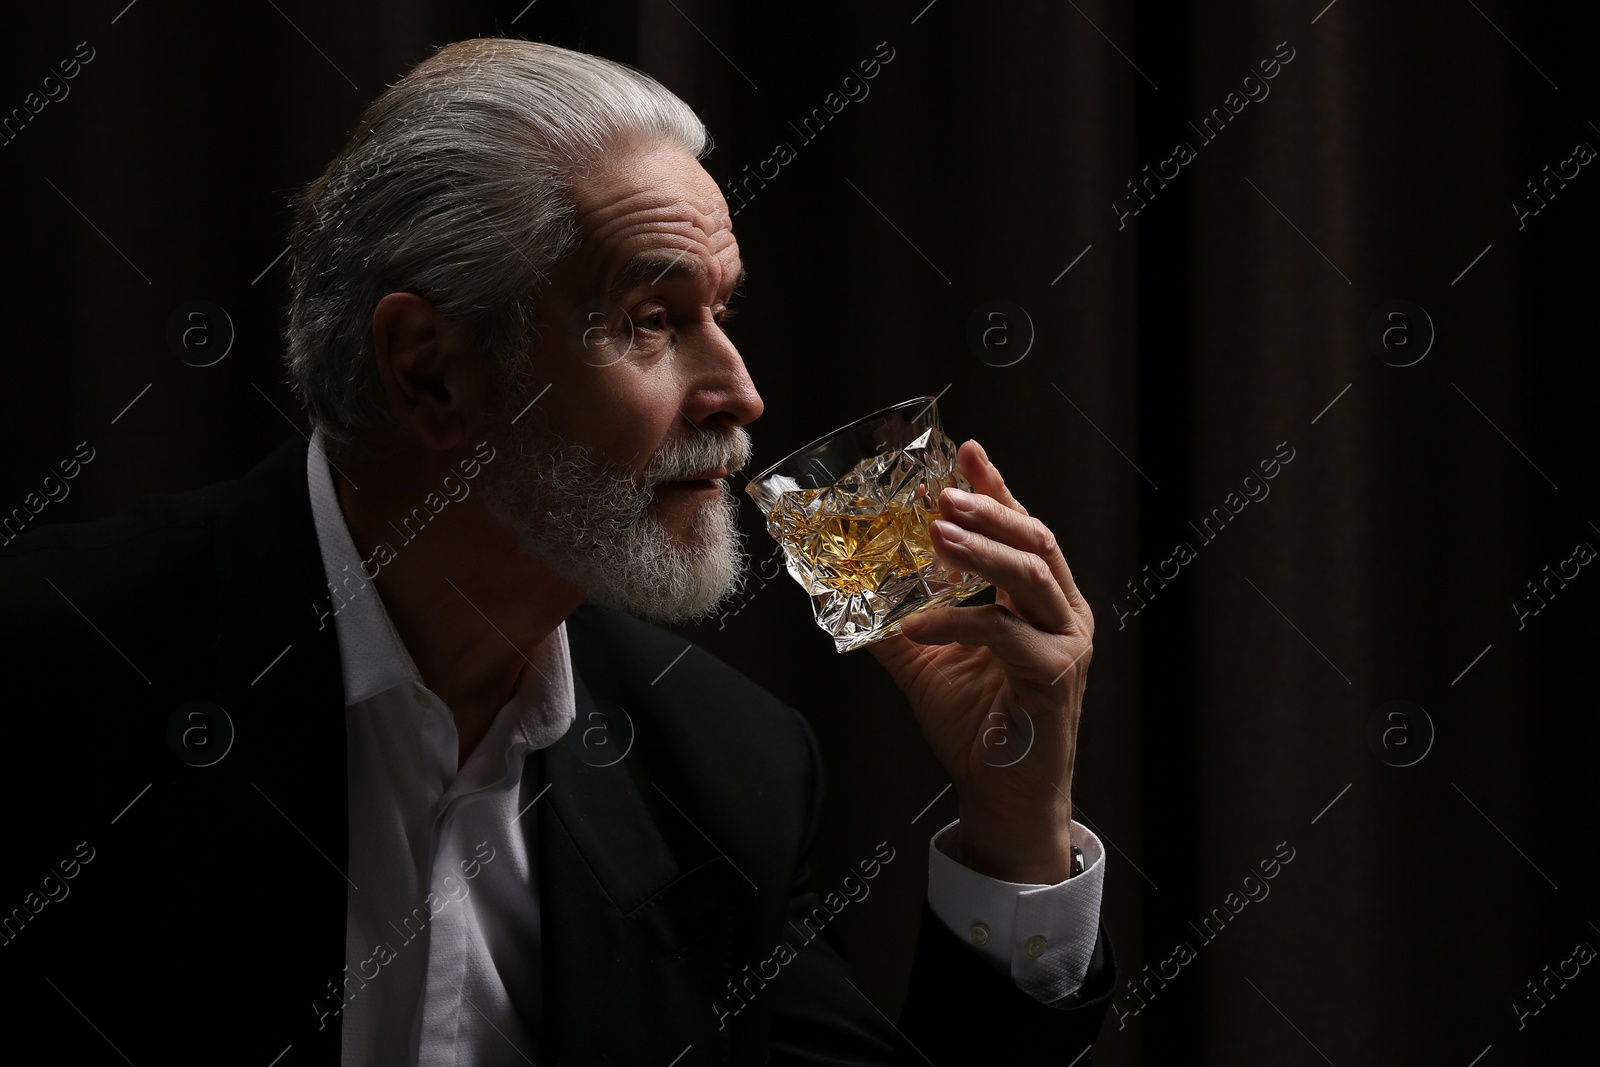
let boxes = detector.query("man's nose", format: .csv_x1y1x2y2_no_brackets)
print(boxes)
683,319,763,428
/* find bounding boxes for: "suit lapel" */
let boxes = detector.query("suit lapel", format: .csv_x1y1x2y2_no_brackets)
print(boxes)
536,659,746,1064
203,434,749,1062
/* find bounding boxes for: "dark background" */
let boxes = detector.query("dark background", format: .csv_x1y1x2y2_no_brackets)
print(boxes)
5,1,1598,1062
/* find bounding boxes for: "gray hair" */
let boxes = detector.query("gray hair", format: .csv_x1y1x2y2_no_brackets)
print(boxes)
283,38,710,462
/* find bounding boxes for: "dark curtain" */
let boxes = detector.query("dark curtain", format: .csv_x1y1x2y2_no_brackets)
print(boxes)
5,1,1596,1062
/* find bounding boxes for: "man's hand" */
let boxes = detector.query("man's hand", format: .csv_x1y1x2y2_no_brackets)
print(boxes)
865,439,1093,886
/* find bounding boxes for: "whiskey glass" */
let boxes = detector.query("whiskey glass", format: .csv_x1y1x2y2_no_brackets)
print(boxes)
744,396,991,652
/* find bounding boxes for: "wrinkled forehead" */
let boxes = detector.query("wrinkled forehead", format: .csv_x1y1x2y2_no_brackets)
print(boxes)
560,142,740,298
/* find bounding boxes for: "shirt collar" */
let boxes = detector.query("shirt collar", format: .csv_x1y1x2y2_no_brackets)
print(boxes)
305,427,575,750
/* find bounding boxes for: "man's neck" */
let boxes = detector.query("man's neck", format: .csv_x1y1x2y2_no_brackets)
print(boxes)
331,440,585,769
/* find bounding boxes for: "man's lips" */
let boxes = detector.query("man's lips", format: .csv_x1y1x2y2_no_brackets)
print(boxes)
663,466,733,489
654,466,731,498
664,478,722,494
677,466,734,482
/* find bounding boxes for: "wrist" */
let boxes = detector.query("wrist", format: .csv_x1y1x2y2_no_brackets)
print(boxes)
954,799,1076,884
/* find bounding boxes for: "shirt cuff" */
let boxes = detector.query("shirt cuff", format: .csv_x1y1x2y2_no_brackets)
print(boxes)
925,817,1106,1005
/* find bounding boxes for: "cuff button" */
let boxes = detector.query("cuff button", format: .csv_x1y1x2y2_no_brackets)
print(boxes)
1025,934,1048,958
969,922,991,946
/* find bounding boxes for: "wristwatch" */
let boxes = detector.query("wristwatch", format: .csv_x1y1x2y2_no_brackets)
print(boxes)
1069,843,1084,879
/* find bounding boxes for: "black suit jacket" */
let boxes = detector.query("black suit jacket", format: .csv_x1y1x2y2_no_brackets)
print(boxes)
0,433,1115,1064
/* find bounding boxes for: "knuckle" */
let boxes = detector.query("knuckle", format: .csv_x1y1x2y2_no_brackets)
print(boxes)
1031,519,1058,558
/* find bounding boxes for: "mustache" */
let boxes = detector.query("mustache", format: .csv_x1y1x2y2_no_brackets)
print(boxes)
644,426,752,488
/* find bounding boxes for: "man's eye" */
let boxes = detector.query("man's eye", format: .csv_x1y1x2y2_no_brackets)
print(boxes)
634,309,668,333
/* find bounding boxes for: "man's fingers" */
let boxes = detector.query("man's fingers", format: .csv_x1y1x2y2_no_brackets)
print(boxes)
958,439,1028,517
928,516,1076,634
936,481,1092,635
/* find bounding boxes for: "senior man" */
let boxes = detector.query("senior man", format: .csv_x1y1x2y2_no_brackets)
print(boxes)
0,38,1114,1065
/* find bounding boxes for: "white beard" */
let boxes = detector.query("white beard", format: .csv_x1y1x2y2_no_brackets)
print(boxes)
478,405,754,624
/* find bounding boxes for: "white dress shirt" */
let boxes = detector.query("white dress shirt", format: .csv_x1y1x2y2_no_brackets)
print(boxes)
927,820,1106,1006
304,428,1107,1065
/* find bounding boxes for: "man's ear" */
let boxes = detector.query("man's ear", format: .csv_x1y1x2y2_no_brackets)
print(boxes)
371,292,481,452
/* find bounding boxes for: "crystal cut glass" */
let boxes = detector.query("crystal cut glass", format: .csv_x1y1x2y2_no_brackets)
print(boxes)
745,396,990,652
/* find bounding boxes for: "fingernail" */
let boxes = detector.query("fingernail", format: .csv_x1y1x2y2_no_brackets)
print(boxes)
945,487,975,511
932,518,967,543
